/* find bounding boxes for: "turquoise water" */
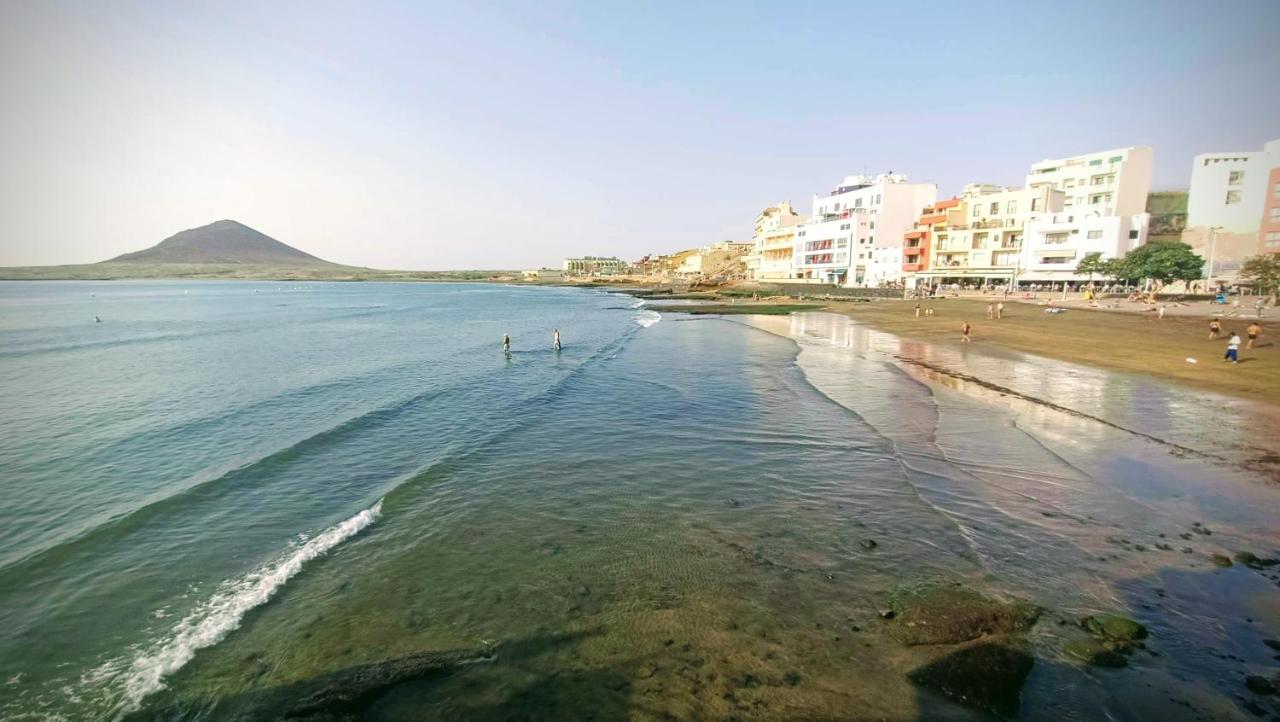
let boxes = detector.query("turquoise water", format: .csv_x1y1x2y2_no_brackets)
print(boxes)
1,282,1277,721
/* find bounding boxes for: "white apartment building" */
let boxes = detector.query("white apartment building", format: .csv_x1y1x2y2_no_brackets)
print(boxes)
1019,146,1153,283
1182,139,1280,278
745,201,804,281
792,174,936,286
917,183,1063,287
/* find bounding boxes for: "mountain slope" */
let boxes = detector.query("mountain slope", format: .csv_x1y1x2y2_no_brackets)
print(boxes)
106,220,336,266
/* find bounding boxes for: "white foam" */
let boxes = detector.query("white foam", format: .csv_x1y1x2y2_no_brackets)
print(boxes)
634,310,661,328
630,299,646,309
93,500,383,717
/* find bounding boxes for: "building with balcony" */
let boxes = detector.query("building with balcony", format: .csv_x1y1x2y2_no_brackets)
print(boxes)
792,174,936,286
901,198,961,278
1017,146,1153,283
912,183,1064,287
562,256,630,276
1181,139,1280,278
745,201,805,280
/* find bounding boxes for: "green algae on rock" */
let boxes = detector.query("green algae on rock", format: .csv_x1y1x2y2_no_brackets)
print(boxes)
885,584,1041,646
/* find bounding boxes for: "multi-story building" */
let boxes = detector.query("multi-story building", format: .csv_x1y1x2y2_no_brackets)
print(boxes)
792,174,936,286
911,183,1064,288
562,256,630,276
745,202,804,281
1018,146,1153,284
1182,139,1280,277
902,198,961,277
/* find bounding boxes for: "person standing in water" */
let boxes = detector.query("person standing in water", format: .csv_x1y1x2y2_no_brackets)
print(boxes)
553,329,562,351
502,333,510,353
960,321,972,343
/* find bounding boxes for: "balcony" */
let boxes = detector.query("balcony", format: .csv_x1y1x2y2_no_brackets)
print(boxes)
918,213,946,225
905,230,926,240
902,262,924,272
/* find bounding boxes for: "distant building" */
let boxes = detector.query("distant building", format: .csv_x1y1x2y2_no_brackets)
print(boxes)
792,174,937,286
1018,146,1153,284
522,268,564,281
745,202,804,281
562,256,629,276
1182,139,1280,278
677,242,752,278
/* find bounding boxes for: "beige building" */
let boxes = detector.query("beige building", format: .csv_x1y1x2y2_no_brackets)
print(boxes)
745,201,804,280
914,183,1063,287
677,242,753,278
562,256,629,276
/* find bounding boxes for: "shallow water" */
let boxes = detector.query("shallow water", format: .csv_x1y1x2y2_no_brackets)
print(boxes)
0,283,1277,721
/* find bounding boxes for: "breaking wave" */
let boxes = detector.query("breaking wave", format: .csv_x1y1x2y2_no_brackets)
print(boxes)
89,500,383,718
634,310,661,328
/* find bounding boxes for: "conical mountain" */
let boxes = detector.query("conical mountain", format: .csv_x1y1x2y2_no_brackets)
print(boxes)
105,220,336,266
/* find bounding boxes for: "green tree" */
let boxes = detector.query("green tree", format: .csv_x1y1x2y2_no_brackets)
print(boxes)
1111,241,1204,287
1239,254,1280,300
1075,252,1109,283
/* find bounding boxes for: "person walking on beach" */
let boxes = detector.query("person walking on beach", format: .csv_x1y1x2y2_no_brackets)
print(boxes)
502,333,510,353
986,303,994,320
996,301,1004,319
1157,304,1166,319
1224,332,1241,363
1209,318,1222,340
915,303,921,318
1247,321,1261,349
960,321,972,343
553,329,562,351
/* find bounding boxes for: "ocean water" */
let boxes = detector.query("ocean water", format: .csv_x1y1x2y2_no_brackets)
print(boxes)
0,281,1277,721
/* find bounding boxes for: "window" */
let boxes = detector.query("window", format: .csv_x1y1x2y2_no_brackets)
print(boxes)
870,221,875,229
1273,183,1280,197
1031,198,1041,211
798,230,806,237
854,198,863,208
1045,232,1070,245
1228,171,1245,186
972,205,981,218
1129,230,1140,239
1087,230,1103,239
1226,191,1242,205
989,202,999,215
1271,207,1280,220
1063,179,1075,189
875,194,881,204
1091,175,1107,186
1042,256,1074,264
1268,232,1280,241
1089,159,1102,166
1007,200,1017,214
833,203,841,211
1109,155,1123,163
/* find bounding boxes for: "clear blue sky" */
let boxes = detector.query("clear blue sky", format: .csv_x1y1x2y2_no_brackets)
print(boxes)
2,0,1278,269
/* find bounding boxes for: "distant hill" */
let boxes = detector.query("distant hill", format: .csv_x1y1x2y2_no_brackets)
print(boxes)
106,220,336,266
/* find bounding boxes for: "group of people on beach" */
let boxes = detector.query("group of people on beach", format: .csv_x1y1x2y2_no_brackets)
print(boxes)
502,329,561,354
1209,319,1262,363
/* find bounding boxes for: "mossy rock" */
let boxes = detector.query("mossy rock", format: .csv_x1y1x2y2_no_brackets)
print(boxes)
1081,614,1147,642
907,641,1034,718
1065,638,1128,668
887,584,1040,646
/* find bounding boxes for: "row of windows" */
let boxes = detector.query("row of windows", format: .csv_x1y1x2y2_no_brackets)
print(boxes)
1203,156,1250,166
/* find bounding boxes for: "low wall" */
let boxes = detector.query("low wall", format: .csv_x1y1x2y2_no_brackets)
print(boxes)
771,284,902,299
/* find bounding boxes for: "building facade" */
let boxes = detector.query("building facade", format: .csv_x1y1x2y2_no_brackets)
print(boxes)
745,201,804,281
792,174,936,286
562,256,630,276
1017,146,1154,283
1182,139,1280,278
677,242,753,278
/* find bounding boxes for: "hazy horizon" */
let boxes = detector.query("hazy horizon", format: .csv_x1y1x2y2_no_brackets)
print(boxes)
2,0,1278,270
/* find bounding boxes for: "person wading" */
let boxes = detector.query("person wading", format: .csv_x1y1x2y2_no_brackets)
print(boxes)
961,321,972,343
553,329,562,351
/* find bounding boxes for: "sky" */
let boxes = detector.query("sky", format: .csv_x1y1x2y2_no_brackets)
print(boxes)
1,1,1278,270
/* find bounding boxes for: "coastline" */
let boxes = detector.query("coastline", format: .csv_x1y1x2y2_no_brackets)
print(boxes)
653,295,1280,407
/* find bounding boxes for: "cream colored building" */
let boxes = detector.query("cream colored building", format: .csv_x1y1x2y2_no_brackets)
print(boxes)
677,242,753,278
915,183,1063,287
745,201,804,280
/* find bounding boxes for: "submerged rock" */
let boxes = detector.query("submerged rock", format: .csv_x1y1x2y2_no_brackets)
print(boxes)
885,584,1040,646
1245,674,1276,695
907,641,1034,718
1081,614,1148,642
1065,638,1128,668
1211,554,1233,568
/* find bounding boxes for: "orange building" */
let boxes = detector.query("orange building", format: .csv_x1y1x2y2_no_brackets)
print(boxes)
902,198,962,277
